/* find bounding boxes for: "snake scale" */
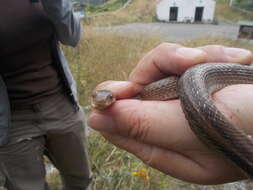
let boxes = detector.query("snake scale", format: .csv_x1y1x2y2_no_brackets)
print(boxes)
91,62,253,177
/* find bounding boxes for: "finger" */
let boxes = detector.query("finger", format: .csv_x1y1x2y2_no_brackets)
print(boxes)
89,99,199,150
129,43,207,85
101,132,245,184
101,132,207,183
88,85,253,150
129,43,253,85
94,80,142,99
198,45,253,64
88,85,253,183
213,84,253,136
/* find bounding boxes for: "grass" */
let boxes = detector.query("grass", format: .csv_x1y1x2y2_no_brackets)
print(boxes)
63,27,161,106
183,36,253,50
43,27,252,190
86,0,128,15
87,132,189,190
84,0,156,26
213,0,253,22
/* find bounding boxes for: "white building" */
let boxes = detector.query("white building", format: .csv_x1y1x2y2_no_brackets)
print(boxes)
156,0,216,23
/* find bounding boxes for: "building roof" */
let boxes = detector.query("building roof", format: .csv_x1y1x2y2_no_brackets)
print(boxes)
238,20,253,27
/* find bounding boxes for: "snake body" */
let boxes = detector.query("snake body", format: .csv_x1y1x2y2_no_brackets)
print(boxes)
92,62,253,177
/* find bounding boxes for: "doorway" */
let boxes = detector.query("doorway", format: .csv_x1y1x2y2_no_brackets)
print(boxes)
169,7,178,21
194,7,204,22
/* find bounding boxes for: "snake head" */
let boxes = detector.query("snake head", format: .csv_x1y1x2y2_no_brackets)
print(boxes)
91,90,116,110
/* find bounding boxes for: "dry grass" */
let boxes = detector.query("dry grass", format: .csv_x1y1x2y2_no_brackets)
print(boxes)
63,27,161,106
87,132,193,190
183,36,253,50
47,170,62,190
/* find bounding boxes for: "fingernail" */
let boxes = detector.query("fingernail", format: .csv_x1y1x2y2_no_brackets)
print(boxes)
106,81,132,89
88,112,116,132
99,81,132,92
224,48,252,60
176,47,206,60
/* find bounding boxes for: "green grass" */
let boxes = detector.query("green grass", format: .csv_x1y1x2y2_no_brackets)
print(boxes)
86,0,128,15
233,0,253,12
84,0,156,26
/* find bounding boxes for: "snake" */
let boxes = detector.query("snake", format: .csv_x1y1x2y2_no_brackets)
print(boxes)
91,62,253,177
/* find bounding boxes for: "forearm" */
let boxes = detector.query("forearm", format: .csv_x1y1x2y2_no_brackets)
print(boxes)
41,0,82,46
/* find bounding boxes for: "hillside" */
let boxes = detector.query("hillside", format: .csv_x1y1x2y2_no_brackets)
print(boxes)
216,0,253,22
234,0,253,12
85,0,128,14
84,0,156,25
73,0,109,5
85,0,253,26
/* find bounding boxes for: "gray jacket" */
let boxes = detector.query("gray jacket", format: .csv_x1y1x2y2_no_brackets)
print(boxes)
0,0,82,145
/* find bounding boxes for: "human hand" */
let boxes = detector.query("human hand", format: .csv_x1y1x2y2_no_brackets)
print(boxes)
88,43,253,184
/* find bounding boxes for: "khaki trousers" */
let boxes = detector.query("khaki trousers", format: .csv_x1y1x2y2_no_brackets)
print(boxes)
0,92,92,190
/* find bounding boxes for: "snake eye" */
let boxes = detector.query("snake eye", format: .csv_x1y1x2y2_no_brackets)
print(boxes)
92,91,97,98
108,94,114,100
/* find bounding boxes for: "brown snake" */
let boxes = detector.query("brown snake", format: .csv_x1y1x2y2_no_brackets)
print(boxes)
91,62,253,177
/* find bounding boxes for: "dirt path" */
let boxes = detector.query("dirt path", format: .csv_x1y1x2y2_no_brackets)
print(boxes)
97,22,241,42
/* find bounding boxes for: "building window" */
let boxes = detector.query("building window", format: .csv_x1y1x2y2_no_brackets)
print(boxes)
194,7,204,22
169,7,178,21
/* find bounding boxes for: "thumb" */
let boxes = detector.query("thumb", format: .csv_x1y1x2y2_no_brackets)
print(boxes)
88,98,192,149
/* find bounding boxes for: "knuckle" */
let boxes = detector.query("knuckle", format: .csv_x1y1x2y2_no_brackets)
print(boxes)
95,80,114,90
140,146,156,166
200,45,226,55
201,44,225,50
127,109,152,141
156,42,180,52
199,45,227,62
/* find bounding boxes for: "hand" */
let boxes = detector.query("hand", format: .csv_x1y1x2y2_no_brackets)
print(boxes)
88,43,253,185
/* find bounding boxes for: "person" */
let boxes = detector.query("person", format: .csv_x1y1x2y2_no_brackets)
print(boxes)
0,0,91,190
88,43,253,185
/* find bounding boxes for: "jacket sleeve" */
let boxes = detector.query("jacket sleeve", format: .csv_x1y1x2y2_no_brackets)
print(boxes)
41,0,82,47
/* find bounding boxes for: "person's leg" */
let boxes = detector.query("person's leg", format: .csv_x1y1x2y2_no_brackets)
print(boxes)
0,137,49,190
45,116,92,190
